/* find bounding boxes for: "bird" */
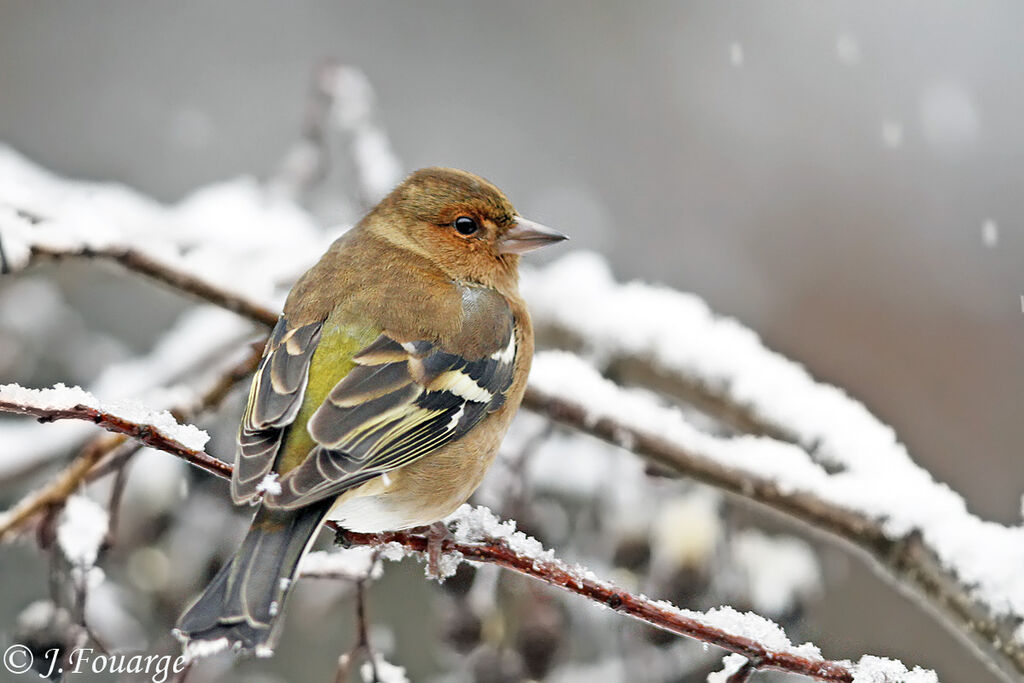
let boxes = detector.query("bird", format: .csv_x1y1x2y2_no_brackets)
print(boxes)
175,167,567,655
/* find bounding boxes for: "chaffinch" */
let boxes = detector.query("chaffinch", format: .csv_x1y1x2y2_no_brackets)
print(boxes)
177,168,567,654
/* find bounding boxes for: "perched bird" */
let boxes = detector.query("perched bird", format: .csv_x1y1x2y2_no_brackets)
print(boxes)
176,168,567,655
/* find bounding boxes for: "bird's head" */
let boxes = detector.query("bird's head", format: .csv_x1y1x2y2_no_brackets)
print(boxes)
366,167,567,289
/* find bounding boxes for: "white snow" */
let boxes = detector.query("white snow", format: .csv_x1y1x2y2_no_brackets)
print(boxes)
982,219,999,248
57,494,109,568
448,504,553,566
0,381,209,451
729,42,744,67
325,65,403,204
255,472,282,496
836,33,862,65
707,653,748,683
685,605,820,658
360,652,409,683
522,253,1024,623
0,144,329,312
300,547,382,581
852,655,939,683
179,635,230,661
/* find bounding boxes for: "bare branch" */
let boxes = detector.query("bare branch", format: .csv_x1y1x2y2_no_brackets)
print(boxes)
28,244,278,328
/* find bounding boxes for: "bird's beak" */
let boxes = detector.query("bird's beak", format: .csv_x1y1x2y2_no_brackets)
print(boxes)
497,217,569,255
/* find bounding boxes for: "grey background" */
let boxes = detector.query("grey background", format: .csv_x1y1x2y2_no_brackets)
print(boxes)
1,2,1021,682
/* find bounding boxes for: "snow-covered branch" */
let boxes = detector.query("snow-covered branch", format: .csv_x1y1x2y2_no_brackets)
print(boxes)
0,388,930,682
0,345,260,539
338,506,913,683
523,256,1024,682
0,383,209,453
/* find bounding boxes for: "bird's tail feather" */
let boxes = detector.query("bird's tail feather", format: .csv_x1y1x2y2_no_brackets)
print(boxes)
175,500,333,656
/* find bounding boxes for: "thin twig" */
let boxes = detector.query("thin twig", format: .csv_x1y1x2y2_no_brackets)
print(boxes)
0,399,229,476
28,244,278,328
355,580,378,683
727,659,757,683
104,456,133,546
0,435,123,540
332,556,384,683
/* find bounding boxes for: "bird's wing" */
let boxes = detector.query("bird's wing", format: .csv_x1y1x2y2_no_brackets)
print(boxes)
262,289,517,510
231,317,324,504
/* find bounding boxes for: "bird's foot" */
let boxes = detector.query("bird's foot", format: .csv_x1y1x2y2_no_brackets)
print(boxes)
421,522,453,581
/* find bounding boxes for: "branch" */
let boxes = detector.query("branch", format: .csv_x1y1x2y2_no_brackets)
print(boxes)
523,352,1024,683
28,244,278,328
339,521,864,682
1,398,937,682
0,435,123,542
0,346,261,539
523,255,1024,682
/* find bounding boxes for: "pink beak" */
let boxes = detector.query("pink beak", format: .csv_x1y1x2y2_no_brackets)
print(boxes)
497,217,569,255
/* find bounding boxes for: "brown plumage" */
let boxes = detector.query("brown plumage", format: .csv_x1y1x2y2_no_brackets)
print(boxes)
176,167,567,655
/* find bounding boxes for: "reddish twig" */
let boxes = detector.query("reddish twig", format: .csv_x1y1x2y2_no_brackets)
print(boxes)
335,528,852,682
727,659,757,683
0,406,859,682
0,399,231,480
0,344,263,539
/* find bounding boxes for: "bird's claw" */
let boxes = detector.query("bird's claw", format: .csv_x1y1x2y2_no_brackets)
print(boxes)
424,521,453,580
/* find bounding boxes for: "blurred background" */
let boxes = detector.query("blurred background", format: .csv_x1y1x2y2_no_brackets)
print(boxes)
0,2,1021,682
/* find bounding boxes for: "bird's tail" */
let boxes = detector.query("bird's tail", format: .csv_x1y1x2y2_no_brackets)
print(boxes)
175,500,333,656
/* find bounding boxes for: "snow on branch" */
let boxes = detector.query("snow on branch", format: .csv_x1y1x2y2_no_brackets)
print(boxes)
0,382,209,454
340,505,933,683
0,144,326,319
1,388,933,682
0,346,260,539
522,254,1024,680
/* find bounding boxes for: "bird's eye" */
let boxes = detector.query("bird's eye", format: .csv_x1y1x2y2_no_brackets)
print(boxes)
453,216,479,236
